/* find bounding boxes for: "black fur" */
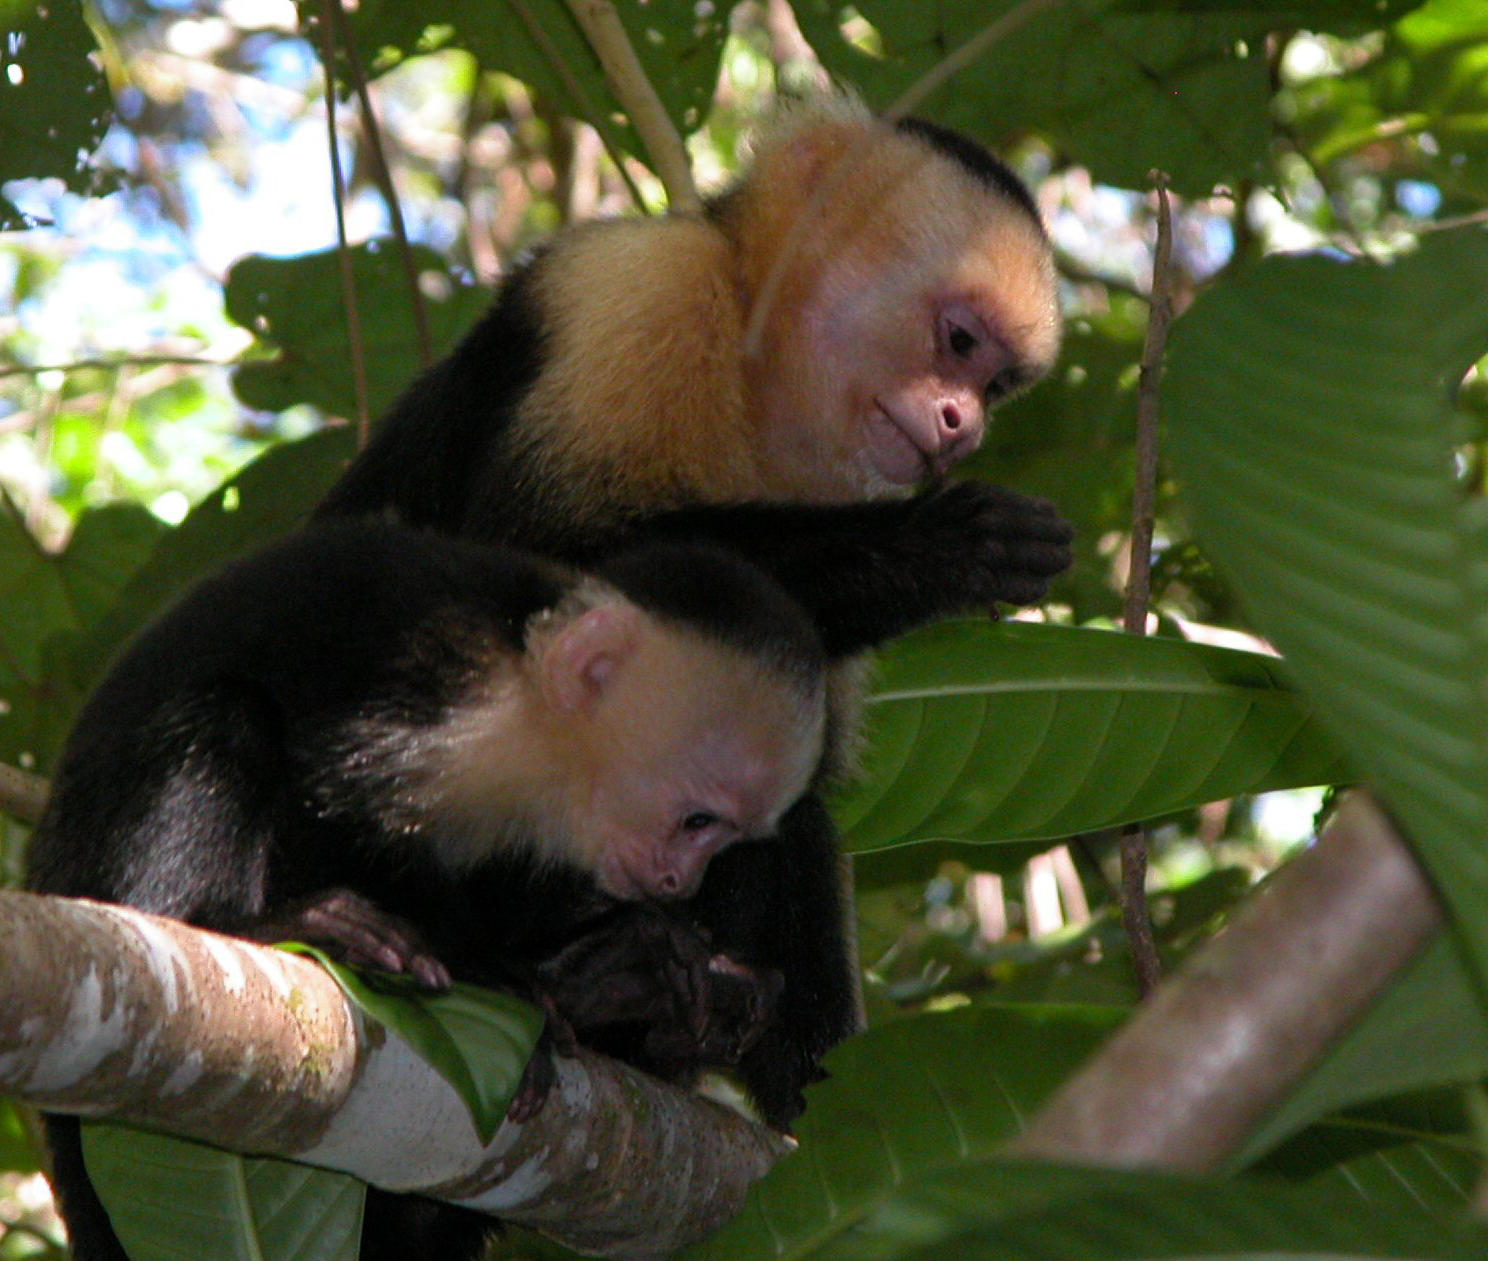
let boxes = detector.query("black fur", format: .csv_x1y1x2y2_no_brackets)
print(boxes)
305,146,1070,1137
28,523,825,1261
895,116,1045,231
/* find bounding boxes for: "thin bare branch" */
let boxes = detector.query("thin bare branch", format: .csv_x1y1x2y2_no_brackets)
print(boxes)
327,0,434,370
1113,173,1176,1000
0,762,48,824
563,0,701,214
0,354,235,382
507,0,650,213
313,0,372,447
881,0,1064,123
1010,791,1442,1169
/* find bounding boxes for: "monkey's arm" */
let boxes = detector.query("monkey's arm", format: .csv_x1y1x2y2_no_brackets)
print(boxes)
629,480,1074,658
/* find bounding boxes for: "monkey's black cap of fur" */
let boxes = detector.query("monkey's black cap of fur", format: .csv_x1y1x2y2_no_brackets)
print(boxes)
895,117,1043,232
596,542,826,695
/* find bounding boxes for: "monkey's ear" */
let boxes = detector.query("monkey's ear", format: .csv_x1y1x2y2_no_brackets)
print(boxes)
542,603,642,713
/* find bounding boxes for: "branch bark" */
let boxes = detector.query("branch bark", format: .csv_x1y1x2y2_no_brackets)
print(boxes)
0,762,47,824
1114,173,1176,1000
0,891,785,1259
1008,791,1443,1169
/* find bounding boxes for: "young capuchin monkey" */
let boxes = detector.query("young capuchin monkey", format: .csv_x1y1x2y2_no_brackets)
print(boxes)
27,523,827,1261
315,95,1073,1138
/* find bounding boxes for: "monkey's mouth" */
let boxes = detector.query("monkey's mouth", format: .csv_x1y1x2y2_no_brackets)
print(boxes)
870,401,938,484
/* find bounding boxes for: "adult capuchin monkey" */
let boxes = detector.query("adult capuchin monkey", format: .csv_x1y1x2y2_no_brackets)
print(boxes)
314,99,1073,1141
29,524,828,1261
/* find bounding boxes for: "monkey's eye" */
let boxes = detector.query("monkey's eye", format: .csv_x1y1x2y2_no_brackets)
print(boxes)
947,323,978,359
681,811,720,833
985,369,1021,405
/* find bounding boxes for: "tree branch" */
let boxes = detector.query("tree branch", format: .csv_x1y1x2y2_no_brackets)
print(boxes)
1008,791,1442,1169
507,0,650,213
327,0,434,370
563,0,701,214
312,0,372,446
0,891,784,1259
0,762,47,824
1115,173,1175,1000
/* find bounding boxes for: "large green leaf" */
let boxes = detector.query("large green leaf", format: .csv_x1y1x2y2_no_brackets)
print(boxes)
795,0,1268,196
227,245,489,420
1165,231,1488,997
682,1004,1120,1261
1255,1088,1477,1214
804,1161,1488,1261
0,1,113,229
83,1126,364,1261
833,620,1348,852
328,0,735,152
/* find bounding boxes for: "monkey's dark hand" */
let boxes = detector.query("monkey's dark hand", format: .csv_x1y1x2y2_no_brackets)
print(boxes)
904,479,1074,610
533,909,782,1079
245,887,453,990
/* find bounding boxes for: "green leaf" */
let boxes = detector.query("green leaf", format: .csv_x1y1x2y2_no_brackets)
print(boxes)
226,245,489,420
0,1098,39,1174
1292,0,1488,201
0,1,113,229
681,1004,1120,1261
0,503,165,773
73,428,357,699
803,1160,1488,1261
328,1,735,150
1256,1088,1477,1213
794,0,1270,196
281,947,544,1144
83,1125,364,1261
1165,231,1488,997
832,621,1349,852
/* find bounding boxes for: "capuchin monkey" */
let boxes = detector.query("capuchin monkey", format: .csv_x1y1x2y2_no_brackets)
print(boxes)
27,523,827,1261
314,97,1073,1148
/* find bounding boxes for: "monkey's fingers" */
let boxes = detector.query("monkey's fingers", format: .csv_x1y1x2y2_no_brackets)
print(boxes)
251,888,452,990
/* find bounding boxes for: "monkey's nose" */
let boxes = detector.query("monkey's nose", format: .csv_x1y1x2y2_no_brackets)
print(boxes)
938,401,984,464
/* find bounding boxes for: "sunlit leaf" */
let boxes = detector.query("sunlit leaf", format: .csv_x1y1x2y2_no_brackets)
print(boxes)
0,1,113,228
227,245,489,420
324,0,735,153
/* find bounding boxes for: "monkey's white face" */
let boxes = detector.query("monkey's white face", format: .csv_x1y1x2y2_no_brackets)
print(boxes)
585,721,815,901
566,620,825,902
750,156,1061,502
